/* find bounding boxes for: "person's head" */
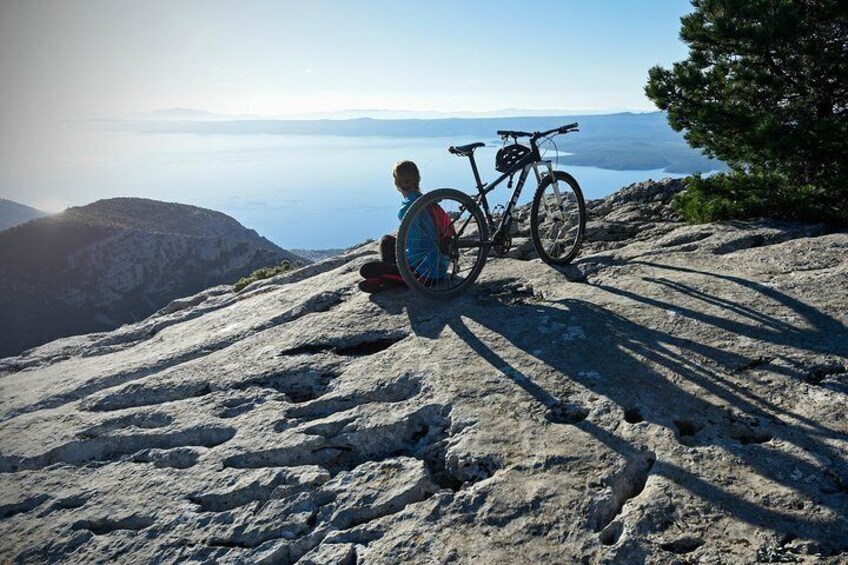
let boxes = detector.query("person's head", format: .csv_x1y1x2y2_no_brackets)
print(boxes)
392,160,420,195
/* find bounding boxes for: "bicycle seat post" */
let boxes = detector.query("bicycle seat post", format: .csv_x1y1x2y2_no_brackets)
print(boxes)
467,153,484,192
447,141,486,191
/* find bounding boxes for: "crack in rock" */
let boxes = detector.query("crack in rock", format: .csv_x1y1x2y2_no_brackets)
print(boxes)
131,447,201,469
588,450,656,534
660,537,705,554
188,468,330,513
656,229,713,248
236,370,341,404
279,333,407,358
599,520,624,546
285,373,422,421
83,381,213,412
71,514,155,535
76,411,174,438
0,494,51,519
39,495,89,517
216,396,267,419
223,404,448,474
0,425,236,473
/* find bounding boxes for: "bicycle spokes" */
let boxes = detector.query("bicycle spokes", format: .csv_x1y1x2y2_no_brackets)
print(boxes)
535,177,583,262
397,190,488,296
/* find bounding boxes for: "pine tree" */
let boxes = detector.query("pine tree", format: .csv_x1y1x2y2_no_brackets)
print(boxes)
646,0,848,222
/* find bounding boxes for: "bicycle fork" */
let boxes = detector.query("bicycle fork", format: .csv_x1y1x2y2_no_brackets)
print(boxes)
532,161,567,221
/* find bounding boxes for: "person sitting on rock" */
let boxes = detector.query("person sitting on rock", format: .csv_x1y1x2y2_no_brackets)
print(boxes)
359,160,448,293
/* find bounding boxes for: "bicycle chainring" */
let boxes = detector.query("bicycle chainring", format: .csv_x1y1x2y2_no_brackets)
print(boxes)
492,231,512,256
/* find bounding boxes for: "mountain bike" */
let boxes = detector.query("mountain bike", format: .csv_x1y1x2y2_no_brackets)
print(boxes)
396,122,586,298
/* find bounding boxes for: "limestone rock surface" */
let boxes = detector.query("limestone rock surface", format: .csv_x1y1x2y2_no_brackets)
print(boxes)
1,180,846,563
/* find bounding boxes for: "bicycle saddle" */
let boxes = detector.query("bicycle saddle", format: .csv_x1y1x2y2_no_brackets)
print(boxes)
448,142,485,156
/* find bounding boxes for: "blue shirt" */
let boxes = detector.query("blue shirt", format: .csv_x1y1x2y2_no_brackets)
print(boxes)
398,191,449,281
398,191,421,221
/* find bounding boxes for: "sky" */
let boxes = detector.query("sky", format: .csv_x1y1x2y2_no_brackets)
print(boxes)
0,0,693,210
1,1,692,120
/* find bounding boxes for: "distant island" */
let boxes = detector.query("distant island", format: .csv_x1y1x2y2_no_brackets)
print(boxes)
99,111,723,175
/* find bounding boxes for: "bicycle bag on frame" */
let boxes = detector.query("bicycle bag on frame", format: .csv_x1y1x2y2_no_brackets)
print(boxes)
495,143,531,173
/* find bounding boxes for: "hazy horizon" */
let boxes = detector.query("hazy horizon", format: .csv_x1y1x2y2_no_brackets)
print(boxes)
117,106,665,121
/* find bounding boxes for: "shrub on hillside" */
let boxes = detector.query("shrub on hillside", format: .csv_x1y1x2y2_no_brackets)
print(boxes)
233,260,295,292
672,172,834,223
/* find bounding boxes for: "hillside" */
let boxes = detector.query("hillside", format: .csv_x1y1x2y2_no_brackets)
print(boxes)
0,198,303,358
0,182,846,563
0,198,50,231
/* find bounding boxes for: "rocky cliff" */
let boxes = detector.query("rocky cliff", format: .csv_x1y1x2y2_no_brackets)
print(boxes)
0,181,846,563
0,198,302,357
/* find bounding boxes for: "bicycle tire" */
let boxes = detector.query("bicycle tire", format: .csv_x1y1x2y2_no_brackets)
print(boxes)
530,170,586,266
396,188,490,299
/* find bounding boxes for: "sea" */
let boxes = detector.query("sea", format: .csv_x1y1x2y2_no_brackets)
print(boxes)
8,131,687,249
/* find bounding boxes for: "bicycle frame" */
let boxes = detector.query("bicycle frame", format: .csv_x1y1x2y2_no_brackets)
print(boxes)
456,140,560,246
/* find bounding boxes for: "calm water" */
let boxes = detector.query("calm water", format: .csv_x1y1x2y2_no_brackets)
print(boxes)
13,132,686,248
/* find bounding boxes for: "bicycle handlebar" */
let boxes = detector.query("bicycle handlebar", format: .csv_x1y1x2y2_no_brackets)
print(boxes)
497,122,579,140
496,129,532,137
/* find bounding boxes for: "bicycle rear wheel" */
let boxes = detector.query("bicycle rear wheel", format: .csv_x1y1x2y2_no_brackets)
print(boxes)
396,188,489,299
530,170,586,266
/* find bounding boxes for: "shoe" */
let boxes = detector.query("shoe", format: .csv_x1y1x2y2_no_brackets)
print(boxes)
382,273,407,287
360,261,398,279
358,278,385,293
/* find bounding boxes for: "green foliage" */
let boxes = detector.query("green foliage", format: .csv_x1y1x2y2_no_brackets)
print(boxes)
233,260,292,292
673,172,835,223
646,0,848,223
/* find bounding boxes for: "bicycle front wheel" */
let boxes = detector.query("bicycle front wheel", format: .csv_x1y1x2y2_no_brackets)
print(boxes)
396,188,490,299
530,170,586,266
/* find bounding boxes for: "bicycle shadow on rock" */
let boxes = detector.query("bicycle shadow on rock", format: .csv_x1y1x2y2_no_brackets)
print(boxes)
368,272,848,551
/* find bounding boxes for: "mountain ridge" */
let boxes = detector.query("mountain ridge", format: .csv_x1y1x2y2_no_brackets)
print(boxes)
0,198,50,232
0,198,303,357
